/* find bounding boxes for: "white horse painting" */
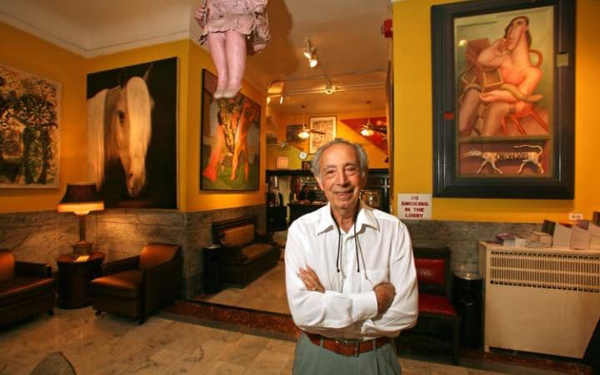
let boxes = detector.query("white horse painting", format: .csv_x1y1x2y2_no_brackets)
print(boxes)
87,74,152,198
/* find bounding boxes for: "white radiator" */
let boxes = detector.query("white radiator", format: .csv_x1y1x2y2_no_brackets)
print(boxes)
479,242,600,358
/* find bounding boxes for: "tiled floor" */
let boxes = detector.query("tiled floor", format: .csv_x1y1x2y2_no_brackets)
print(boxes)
0,308,513,375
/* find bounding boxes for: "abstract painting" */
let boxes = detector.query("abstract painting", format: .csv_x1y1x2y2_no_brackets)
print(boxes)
308,116,336,154
0,64,60,188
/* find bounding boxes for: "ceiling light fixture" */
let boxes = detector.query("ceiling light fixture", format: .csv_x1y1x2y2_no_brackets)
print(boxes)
298,105,310,140
360,101,375,137
360,101,387,137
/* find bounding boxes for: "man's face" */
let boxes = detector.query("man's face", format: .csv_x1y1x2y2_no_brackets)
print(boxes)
315,144,366,214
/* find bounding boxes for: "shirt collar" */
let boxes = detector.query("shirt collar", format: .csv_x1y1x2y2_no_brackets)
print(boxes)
316,201,379,235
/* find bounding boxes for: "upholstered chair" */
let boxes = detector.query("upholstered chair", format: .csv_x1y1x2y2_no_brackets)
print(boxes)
89,243,182,324
0,249,56,328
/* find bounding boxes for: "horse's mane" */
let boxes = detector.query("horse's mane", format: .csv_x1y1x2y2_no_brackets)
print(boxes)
86,76,152,193
124,77,152,181
87,89,107,189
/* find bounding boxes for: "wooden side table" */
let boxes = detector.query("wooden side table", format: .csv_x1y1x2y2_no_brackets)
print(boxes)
56,252,105,309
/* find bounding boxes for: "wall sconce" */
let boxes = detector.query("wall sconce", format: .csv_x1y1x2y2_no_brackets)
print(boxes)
279,95,285,104
58,183,104,254
304,39,318,68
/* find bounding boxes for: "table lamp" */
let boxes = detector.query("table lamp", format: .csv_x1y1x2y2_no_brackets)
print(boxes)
57,183,104,255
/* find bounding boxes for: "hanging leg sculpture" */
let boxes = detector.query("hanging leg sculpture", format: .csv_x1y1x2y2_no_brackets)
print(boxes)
196,0,270,100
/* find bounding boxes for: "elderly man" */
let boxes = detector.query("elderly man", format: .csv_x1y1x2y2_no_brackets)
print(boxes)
285,138,418,375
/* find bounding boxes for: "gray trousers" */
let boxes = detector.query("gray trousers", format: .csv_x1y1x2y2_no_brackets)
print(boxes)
292,333,401,375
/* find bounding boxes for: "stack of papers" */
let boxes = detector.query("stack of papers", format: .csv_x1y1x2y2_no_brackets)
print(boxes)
496,233,527,247
74,255,90,262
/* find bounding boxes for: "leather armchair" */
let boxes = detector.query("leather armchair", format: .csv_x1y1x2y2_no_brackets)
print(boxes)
0,249,56,328
89,243,182,324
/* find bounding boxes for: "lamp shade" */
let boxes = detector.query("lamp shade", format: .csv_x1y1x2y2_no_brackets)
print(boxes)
57,183,104,216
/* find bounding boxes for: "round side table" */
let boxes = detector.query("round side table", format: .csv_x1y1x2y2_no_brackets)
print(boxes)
56,252,105,309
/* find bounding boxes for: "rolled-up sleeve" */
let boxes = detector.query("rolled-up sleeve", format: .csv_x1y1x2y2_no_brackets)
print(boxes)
285,222,379,333
360,223,418,337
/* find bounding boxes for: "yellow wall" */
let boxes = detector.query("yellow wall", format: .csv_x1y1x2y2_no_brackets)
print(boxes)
0,22,87,213
266,108,389,170
392,0,600,223
0,22,267,213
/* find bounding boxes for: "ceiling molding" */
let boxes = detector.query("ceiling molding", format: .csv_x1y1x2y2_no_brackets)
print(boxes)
0,11,90,56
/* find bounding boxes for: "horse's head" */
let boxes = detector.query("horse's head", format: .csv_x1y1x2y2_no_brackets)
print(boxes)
110,76,152,197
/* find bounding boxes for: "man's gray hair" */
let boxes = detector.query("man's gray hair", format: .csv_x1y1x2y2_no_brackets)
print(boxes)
311,138,369,177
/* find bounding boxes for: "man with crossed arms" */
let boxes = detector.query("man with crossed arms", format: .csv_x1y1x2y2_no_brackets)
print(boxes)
285,138,418,374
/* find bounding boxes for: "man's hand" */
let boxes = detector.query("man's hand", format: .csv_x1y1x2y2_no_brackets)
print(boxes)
374,282,395,314
298,266,325,293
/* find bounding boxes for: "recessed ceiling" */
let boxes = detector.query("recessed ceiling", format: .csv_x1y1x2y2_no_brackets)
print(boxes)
0,0,392,115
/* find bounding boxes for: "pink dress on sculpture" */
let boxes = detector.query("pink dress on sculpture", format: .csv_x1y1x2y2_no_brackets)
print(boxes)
197,0,270,54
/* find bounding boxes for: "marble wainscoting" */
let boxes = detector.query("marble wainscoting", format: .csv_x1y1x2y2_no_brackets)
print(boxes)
405,220,541,274
0,205,267,299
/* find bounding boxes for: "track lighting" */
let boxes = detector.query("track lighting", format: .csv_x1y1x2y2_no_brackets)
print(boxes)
324,81,335,95
304,39,318,68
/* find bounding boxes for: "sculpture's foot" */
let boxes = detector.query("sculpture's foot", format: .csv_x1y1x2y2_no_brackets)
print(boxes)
222,86,240,99
203,167,217,181
214,88,226,99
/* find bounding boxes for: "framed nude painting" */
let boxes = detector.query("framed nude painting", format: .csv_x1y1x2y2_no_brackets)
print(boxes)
431,0,574,198
308,116,336,154
0,64,60,188
201,69,260,191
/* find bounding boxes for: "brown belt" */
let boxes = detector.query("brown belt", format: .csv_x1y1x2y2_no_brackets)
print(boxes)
304,331,391,357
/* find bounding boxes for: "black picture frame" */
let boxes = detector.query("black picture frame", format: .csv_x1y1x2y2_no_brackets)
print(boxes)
431,0,575,199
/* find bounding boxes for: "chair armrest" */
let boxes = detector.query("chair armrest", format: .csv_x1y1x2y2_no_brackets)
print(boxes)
15,261,52,278
144,256,183,285
255,232,276,245
102,256,139,276
219,245,245,262
144,256,183,310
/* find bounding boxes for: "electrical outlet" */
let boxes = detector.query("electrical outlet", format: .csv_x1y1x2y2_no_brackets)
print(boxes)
568,213,583,221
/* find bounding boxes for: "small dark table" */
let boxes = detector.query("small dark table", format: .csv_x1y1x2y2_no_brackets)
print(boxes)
56,252,105,309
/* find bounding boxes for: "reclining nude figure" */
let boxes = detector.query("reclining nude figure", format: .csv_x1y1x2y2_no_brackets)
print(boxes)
458,16,546,138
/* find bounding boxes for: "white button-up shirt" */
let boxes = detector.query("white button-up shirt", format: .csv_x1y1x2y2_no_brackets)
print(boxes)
285,202,418,340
